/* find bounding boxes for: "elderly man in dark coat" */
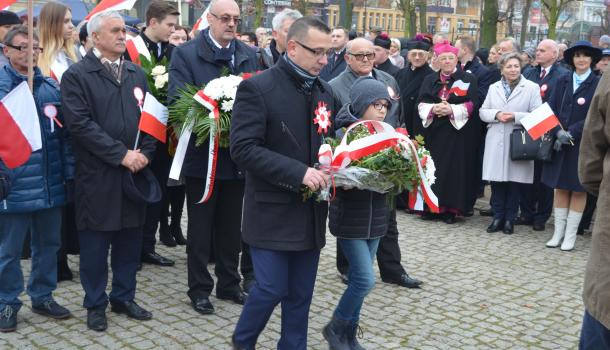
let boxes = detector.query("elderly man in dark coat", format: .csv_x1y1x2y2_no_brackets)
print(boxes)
168,0,259,316
62,11,157,332
230,17,336,349
330,37,422,289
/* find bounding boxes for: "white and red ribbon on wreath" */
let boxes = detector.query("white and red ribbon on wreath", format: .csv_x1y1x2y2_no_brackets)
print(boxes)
192,90,220,203
318,120,439,213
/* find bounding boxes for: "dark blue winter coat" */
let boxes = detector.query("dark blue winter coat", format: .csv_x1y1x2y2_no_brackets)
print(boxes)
542,71,600,192
0,64,74,213
0,161,9,201
523,63,570,103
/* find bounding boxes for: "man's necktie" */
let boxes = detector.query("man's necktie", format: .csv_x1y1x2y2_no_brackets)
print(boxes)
540,69,546,80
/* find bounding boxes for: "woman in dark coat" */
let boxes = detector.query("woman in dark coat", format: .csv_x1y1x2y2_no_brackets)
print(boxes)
417,41,480,224
323,78,392,350
542,41,601,251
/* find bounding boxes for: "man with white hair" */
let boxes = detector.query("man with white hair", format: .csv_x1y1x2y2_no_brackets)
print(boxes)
62,11,158,331
518,39,570,231
260,9,302,68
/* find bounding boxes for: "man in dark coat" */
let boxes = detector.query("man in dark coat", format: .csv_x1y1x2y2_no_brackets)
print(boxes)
230,17,336,349
520,39,570,231
124,0,180,268
168,0,258,316
62,12,157,331
373,32,400,76
330,37,421,289
395,38,434,136
260,9,302,69
319,26,348,82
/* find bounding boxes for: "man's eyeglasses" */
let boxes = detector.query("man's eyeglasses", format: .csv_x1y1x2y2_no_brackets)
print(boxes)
348,52,375,61
372,101,389,111
294,41,330,58
6,44,43,53
210,13,242,26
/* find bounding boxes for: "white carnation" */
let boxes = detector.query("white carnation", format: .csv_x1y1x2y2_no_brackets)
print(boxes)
151,65,166,76
221,99,234,112
154,73,168,89
424,157,436,185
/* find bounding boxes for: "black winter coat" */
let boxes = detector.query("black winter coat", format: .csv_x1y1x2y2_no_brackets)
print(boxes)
62,51,157,231
230,57,339,251
542,71,600,192
395,63,434,136
320,49,347,82
168,30,259,180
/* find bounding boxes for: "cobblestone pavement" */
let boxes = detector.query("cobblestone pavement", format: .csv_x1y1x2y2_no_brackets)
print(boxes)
1,199,590,349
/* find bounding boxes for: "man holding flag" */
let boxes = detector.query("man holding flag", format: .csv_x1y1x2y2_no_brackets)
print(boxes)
61,11,157,332
0,26,73,332
169,0,258,316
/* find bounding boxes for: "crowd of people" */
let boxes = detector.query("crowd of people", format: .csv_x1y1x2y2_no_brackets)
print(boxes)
0,0,609,348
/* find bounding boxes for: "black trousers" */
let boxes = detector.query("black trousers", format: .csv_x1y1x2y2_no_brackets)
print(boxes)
579,193,597,233
160,185,186,228
337,208,406,280
519,160,554,224
142,148,171,254
185,177,243,301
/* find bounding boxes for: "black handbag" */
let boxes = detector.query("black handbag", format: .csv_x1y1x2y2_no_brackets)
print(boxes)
537,132,556,162
510,127,541,161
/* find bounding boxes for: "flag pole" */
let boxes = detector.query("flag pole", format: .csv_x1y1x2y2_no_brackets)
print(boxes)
27,0,33,91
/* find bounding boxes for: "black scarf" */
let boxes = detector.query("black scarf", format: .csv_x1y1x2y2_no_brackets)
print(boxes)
203,29,236,71
270,39,281,64
283,55,317,95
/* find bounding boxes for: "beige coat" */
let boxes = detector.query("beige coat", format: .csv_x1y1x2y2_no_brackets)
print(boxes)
579,70,610,329
479,77,542,183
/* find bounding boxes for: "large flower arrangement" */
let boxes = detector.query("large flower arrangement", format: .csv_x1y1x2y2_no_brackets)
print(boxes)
305,121,437,210
169,71,254,148
139,55,169,104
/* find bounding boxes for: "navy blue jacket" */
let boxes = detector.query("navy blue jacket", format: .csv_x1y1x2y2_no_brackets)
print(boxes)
0,65,73,213
523,63,570,103
542,71,600,192
168,30,259,180
0,161,10,201
320,49,347,82
460,57,492,108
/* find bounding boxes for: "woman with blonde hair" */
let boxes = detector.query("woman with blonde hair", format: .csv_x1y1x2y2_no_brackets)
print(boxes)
37,1,76,82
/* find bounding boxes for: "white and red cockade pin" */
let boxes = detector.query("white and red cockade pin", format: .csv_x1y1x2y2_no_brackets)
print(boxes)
313,101,332,135
44,104,62,132
577,97,586,105
133,87,144,107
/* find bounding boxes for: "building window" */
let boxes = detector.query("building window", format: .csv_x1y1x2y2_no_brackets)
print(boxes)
428,16,436,34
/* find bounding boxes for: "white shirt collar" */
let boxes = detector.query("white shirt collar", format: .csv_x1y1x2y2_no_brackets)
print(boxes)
208,31,231,49
93,47,121,66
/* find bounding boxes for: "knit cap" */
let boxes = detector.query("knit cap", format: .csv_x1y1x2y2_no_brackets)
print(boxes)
349,77,393,118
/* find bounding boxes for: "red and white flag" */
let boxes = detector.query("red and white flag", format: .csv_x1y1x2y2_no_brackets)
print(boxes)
192,6,210,31
0,82,42,169
138,92,168,143
448,80,470,97
50,60,69,83
0,0,17,10
85,0,137,20
125,35,151,66
521,102,560,140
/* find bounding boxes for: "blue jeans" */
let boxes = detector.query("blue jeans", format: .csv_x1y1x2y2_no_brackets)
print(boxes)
234,247,320,350
579,309,610,349
335,238,380,323
0,207,62,310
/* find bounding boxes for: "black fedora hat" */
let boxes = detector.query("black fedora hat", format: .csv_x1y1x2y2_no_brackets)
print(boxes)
564,40,602,67
122,167,162,204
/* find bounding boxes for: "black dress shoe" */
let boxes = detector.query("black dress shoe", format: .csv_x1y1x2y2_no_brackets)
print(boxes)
533,222,546,231
159,223,177,247
191,298,214,315
141,252,175,266
87,308,107,332
443,213,456,224
479,208,494,217
57,260,73,282
514,217,533,225
217,291,247,305
339,273,348,285
382,273,422,288
170,222,187,245
242,276,256,293
503,221,514,234
486,219,504,233
32,299,71,319
421,212,438,221
110,300,152,320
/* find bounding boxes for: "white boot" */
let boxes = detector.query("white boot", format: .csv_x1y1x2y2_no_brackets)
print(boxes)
561,210,583,251
546,208,568,248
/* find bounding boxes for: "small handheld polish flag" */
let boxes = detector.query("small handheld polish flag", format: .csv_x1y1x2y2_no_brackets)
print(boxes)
520,102,560,140
138,92,168,143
